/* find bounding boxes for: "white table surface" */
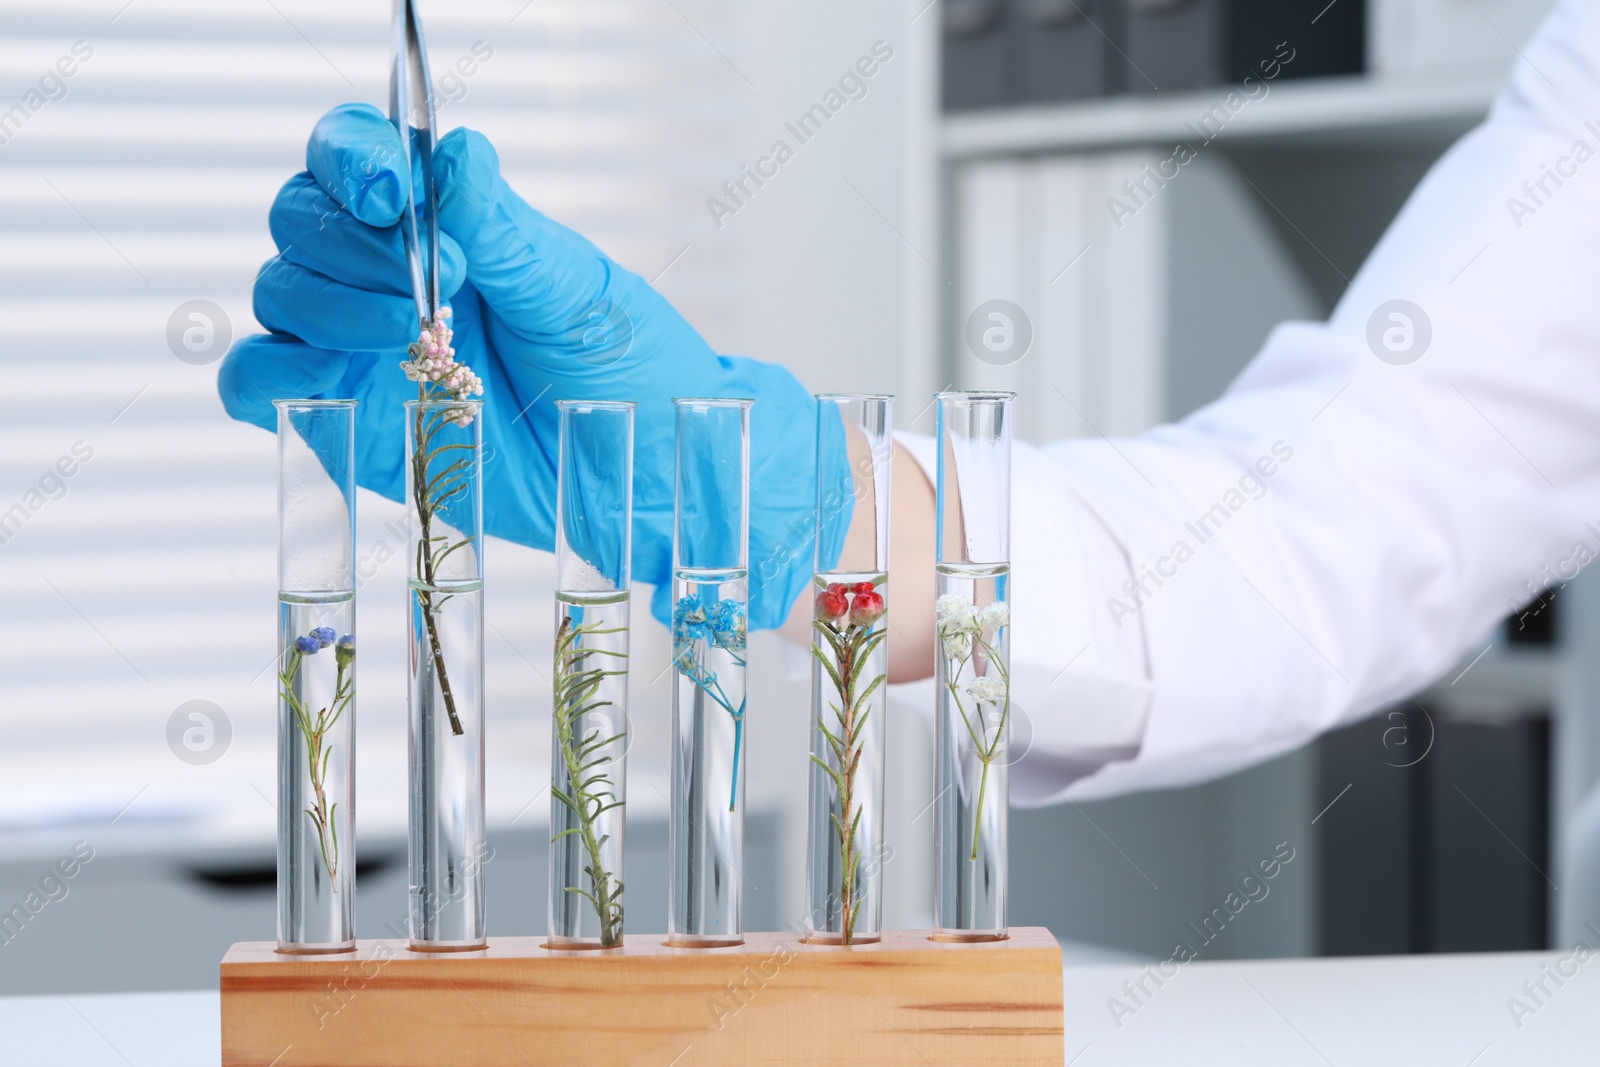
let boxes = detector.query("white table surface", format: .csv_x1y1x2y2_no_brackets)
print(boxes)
6,950,1597,1065
1063,950,1600,1066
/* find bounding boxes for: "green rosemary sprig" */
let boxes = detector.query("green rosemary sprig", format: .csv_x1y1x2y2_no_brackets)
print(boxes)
552,614,629,946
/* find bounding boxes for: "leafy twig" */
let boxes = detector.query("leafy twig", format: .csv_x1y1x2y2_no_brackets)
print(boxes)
552,614,629,946
936,596,1011,862
400,310,482,738
278,629,355,883
811,582,887,944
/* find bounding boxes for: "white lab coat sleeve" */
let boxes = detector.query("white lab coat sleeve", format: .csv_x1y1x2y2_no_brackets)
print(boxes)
908,0,1600,801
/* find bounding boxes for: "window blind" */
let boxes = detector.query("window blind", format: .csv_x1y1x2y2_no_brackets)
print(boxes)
0,0,740,849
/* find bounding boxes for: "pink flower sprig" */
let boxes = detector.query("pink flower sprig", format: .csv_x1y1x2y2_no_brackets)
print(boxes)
403,304,483,738
400,307,483,421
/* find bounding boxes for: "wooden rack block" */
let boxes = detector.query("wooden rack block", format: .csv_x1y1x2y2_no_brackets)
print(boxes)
221,927,1063,1066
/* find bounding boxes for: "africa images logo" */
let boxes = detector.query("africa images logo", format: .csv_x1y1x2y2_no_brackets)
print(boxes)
1365,300,1431,366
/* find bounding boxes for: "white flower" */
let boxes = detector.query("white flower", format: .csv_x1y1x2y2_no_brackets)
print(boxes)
935,594,978,636
936,593,973,621
978,601,1010,633
966,675,1006,705
941,634,969,660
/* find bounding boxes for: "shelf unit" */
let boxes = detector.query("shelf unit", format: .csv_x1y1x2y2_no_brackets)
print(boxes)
935,71,1500,436
942,73,1499,158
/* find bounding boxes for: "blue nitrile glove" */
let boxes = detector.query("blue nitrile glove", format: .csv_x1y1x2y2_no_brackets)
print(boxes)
219,103,847,629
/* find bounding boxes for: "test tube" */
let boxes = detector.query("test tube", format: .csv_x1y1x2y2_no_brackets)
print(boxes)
932,391,1014,941
805,394,893,945
404,398,487,950
668,397,752,946
275,400,357,953
549,400,634,949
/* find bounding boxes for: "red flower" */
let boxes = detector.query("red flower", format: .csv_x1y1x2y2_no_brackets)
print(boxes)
827,582,848,595
849,590,885,625
852,581,876,595
816,588,849,621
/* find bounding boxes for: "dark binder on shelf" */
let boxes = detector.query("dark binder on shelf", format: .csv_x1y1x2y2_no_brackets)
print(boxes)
1111,0,1225,94
1016,0,1107,103
946,0,1369,111
943,0,1011,111
1225,0,1365,83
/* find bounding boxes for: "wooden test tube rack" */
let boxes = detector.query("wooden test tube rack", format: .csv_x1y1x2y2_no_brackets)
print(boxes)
220,927,1063,1066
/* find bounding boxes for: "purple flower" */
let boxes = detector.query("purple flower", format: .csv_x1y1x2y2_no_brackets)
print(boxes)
311,626,337,648
294,635,320,655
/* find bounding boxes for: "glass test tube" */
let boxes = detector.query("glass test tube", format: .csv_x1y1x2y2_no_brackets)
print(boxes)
668,398,752,946
549,400,634,949
275,400,358,953
805,394,893,945
404,399,487,950
932,391,1014,941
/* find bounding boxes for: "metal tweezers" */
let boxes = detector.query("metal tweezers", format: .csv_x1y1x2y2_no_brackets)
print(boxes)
390,0,440,328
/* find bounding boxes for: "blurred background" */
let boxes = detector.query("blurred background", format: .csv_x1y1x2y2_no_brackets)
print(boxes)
0,0,1585,995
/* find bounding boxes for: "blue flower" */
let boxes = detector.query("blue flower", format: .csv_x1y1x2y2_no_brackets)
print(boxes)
710,598,747,652
294,635,320,655
669,593,747,809
335,633,355,666
336,634,355,651
672,596,711,644
311,626,337,648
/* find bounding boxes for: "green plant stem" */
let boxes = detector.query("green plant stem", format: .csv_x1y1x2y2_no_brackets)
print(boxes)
279,648,352,883
411,394,469,736
812,616,886,945
944,633,1011,863
552,615,628,946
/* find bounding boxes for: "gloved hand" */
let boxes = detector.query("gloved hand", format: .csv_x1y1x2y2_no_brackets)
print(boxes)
220,103,848,629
